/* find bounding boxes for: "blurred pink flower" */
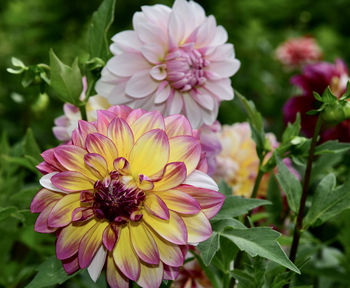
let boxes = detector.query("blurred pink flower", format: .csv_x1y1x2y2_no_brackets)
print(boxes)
276,36,322,68
283,59,350,141
95,0,240,128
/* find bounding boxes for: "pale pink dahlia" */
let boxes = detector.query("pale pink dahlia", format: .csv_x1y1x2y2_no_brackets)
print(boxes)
95,0,240,128
32,105,224,288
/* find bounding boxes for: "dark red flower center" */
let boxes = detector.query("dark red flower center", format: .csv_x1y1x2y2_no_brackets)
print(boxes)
92,172,145,225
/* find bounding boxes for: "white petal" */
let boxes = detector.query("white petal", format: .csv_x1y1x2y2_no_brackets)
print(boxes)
39,172,66,193
191,89,215,110
195,16,217,48
125,70,158,98
133,12,166,46
202,99,218,125
204,79,234,101
168,90,183,115
155,83,171,104
110,30,142,54
141,44,165,64
150,64,167,81
208,59,240,78
184,169,218,191
183,94,202,128
168,10,185,48
211,25,228,47
206,44,235,62
87,246,107,282
107,54,150,77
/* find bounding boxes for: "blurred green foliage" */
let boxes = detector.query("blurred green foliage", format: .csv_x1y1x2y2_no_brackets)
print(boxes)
2,0,350,287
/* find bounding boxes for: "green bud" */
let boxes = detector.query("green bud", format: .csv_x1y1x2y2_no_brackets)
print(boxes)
321,103,348,124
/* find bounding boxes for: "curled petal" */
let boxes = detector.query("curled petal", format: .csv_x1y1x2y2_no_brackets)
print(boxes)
181,211,212,243
84,153,108,179
34,202,58,233
62,255,79,275
39,172,66,193
144,193,170,220
72,207,94,222
152,162,187,191
183,169,218,191
103,225,119,252
30,188,63,213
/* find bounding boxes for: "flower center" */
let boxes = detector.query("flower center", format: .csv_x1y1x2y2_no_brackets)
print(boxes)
92,171,145,225
165,44,209,92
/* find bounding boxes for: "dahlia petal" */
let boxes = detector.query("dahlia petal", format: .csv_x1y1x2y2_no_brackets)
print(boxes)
168,136,201,176
30,188,63,213
41,148,65,171
79,222,108,268
163,265,179,280
138,175,154,191
164,114,192,137
191,90,215,110
107,53,150,77
126,108,147,126
178,185,225,219
103,225,119,252
109,105,133,119
212,25,228,46
143,210,187,245
84,153,108,178
48,192,81,227
53,127,70,142
129,222,160,265
206,43,235,61
156,189,200,215
87,245,107,282
125,70,158,98
181,211,212,243
106,253,129,288
54,145,97,180
36,162,56,174
39,172,66,193
111,30,142,54
51,171,94,192
107,118,134,159
96,110,118,135
129,129,169,177
152,162,187,191
172,0,197,40
183,94,203,128
202,99,219,125
168,9,185,48
150,64,167,81
56,219,97,260
205,79,234,101
183,169,218,191
34,202,58,233
209,59,241,78
144,193,170,220
85,133,118,171
76,120,98,147
168,91,183,115
154,83,171,104
130,110,165,141
141,44,164,64
113,225,140,281
62,255,79,274
196,15,217,47
148,229,184,267
71,207,94,222
137,261,163,288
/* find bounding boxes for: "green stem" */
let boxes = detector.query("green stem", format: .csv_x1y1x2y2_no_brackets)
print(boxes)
284,116,323,288
80,105,87,121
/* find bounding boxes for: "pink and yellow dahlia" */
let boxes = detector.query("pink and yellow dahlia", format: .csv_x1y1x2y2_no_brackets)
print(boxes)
95,0,240,128
32,105,224,288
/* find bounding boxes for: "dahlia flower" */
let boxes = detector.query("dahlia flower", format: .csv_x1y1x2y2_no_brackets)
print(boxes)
283,59,350,141
275,36,322,68
32,105,224,288
53,95,110,141
95,0,240,128
214,123,298,197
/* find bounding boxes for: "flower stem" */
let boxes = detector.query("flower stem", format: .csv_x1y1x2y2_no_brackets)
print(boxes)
285,116,323,287
80,105,87,121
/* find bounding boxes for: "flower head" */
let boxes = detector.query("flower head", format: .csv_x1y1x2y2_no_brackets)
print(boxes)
95,0,240,128
283,59,350,140
32,105,224,288
276,36,322,68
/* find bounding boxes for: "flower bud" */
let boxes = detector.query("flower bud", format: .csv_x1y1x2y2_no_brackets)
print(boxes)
321,102,350,124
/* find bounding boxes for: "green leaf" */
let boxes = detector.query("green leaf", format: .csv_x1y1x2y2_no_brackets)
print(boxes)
281,113,301,144
197,232,220,266
49,49,83,106
22,128,42,164
211,218,246,232
191,252,222,288
0,207,19,222
213,195,271,219
304,174,350,228
25,256,78,288
322,87,338,104
221,227,300,274
274,153,302,213
314,140,350,155
235,91,266,159
88,0,116,61
218,180,232,196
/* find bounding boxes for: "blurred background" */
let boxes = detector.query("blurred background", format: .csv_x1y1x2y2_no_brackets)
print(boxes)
1,0,350,287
